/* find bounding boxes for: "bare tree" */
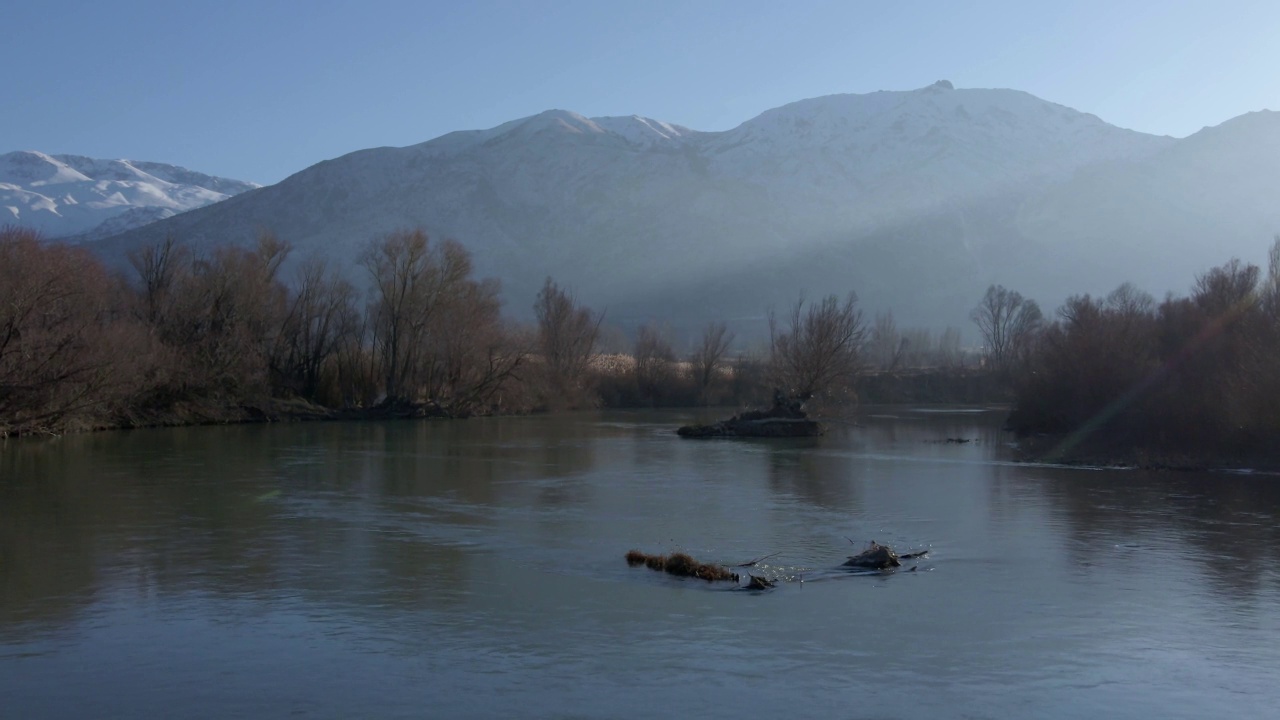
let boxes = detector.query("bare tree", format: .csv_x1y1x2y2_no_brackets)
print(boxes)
362,229,522,412
128,235,188,327
421,275,526,415
689,320,734,403
970,284,1043,372
0,227,129,435
161,232,291,396
867,311,904,371
899,327,935,368
936,326,963,368
534,277,602,403
1193,258,1259,317
633,323,675,403
361,229,452,401
768,292,868,404
1105,282,1155,317
331,315,377,409
272,255,359,401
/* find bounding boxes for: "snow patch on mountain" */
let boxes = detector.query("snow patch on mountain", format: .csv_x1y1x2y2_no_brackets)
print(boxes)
0,151,259,239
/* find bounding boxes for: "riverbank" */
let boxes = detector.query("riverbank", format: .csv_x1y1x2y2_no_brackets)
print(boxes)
11,392,1276,477
1011,432,1280,473
2,396,469,439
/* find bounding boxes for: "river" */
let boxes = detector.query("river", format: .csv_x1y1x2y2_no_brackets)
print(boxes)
2,409,1278,719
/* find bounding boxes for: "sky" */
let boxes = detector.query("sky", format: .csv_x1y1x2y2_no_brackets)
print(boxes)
6,0,1278,185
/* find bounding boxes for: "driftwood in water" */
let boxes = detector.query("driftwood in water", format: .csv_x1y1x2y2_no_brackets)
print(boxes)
626,540,929,590
842,541,930,570
677,391,824,439
626,550,740,582
843,541,900,569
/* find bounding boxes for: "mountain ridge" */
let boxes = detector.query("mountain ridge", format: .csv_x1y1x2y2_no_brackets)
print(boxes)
0,151,259,240
86,84,1277,337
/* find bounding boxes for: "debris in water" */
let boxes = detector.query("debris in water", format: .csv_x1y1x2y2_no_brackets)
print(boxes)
625,550,740,582
736,551,781,568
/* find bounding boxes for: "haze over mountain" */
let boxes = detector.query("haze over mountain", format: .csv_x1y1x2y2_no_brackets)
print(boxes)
0,151,259,241
91,82,1279,337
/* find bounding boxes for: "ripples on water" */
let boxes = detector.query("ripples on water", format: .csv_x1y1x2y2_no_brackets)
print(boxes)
2,409,1278,719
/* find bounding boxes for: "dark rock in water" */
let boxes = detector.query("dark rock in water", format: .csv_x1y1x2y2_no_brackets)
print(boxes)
677,391,824,439
842,541,901,569
677,417,824,438
745,574,776,591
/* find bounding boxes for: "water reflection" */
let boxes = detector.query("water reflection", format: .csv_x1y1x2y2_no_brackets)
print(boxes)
1029,467,1280,599
2,410,1278,719
762,437,862,510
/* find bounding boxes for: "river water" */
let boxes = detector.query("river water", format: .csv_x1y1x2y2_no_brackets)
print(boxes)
2,409,1278,719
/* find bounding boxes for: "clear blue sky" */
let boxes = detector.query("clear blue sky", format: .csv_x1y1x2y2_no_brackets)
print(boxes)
6,0,1277,184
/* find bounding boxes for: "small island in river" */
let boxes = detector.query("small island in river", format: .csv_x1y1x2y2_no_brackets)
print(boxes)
676,391,824,439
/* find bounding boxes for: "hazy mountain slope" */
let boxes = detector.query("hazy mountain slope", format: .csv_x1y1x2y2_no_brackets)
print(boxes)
653,110,1280,334
0,152,258,240
92,82,1278,339
1012,110,1280,299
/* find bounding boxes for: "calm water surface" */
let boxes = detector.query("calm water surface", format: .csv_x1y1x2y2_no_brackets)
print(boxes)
2,409,1278,719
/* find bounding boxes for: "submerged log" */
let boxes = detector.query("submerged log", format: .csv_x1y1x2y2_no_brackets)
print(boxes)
842,541,902,569
627,541,928,590
677,391,824,439
625,550,740,582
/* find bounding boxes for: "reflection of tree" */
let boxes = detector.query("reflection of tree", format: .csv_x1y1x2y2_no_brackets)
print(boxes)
0,411,635,643
1035,468,1280,599
0,444,99,639
763,440,861,510
369,414,603,508
847,412,1007,455
0,421,497,640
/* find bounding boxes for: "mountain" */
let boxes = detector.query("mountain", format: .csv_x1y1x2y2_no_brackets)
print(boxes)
91,83,1277,339
0,151,259,240
1012,110,1280,297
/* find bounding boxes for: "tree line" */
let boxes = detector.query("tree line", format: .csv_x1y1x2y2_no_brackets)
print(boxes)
3,226,925,437
970,239,1280,460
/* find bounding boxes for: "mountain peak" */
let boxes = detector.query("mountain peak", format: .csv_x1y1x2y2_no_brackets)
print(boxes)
0,152,257,239
86,85,1274,338
0,150,92,186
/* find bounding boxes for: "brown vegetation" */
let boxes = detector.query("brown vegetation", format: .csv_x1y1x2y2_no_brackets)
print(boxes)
0,226,530,436
361,230,524,413
998,239,1280,464
768,293,868,412
1,227,144,435
2,221,991,437
533,277,602,410
970,284,1043,373
867,311,964,371
632,323,676,404
689,321,735,404
625,550,740,582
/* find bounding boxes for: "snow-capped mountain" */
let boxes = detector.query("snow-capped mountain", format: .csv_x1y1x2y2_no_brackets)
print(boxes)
92,82,1277,335
0,152,258,240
